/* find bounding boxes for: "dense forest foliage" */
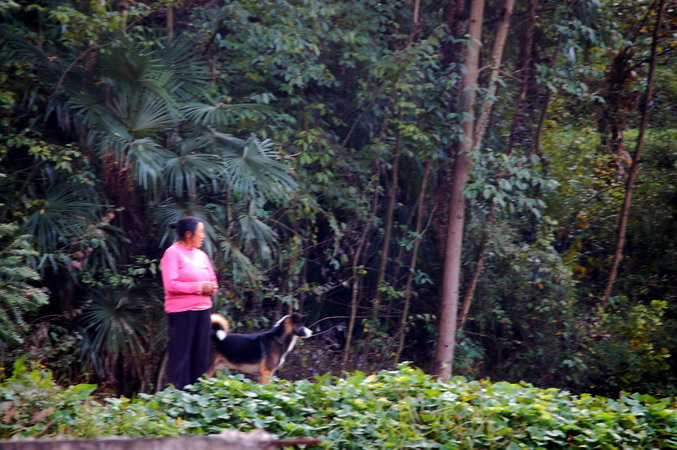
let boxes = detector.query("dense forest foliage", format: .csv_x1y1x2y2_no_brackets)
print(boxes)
0,0,675,399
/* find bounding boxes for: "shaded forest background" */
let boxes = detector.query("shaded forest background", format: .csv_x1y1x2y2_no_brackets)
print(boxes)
0,0,675,398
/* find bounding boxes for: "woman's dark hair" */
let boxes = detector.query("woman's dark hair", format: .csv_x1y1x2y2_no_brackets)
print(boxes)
169,216,202,241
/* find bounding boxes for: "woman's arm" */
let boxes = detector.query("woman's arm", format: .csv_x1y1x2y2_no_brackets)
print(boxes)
204,252,219,294
160,248,201,295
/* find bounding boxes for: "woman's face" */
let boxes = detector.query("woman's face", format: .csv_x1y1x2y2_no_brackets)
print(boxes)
185,222,205,249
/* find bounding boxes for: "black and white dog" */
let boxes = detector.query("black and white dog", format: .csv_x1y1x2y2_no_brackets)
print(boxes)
207,313,312,384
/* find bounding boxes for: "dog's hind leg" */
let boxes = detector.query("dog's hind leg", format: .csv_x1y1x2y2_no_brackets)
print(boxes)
259,367,274,384
259,370,273,384
207,353,226,378
206,362,216,378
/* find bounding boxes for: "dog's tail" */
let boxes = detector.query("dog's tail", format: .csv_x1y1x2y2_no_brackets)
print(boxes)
211,313,230,334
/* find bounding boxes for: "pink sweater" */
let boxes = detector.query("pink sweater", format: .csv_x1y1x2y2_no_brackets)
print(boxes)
160,242,217,313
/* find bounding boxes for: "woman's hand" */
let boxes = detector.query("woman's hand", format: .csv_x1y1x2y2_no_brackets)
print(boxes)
199,281,219,296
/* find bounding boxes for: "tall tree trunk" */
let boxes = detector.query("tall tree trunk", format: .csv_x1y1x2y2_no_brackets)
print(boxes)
434,0,485,382
167,5,174,40
461,17,556,329
411,0,421,37
472,0,515,153
396,160,431,362
433,0,469,265
507,0,538,155
442,0,467,66
533,42,560,174
598,47,635,178
458,0,515,330
602,0,666,303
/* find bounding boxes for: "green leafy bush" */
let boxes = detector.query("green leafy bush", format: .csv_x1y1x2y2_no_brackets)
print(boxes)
0,223,49,351
575,297,676,397
0,357,186,439
0,357,99,438
2,362,675,448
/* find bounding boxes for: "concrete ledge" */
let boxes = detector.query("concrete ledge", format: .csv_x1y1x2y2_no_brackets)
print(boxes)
0,429,322,450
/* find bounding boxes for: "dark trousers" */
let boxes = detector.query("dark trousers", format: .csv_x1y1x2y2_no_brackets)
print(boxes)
167,309,212,390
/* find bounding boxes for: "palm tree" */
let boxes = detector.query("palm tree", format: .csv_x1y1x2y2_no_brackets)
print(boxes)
79,287,165,395
3,31,297,392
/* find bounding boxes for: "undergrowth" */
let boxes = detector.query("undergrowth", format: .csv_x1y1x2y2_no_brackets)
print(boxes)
1,359,675,448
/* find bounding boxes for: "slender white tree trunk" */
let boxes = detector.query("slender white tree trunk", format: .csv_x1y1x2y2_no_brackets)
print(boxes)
435,0,485,382
472,0,516,152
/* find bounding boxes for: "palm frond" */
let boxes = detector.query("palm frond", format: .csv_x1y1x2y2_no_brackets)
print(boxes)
162,147,226,198
153,38,212,98
211,131,245,153
80,107,173,192
100,46,158,85
214,133,297,201
79,220,131,274
109,90,176,135
89,128,133,167
98,45,181,113
66,89,113,127
238,212,278,265
217,233,263,284
80,289,152,378
181,99,276,127
127,138,173,191
21,182,97,251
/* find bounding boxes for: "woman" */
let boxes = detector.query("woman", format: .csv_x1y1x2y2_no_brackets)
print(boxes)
160,216,218,390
